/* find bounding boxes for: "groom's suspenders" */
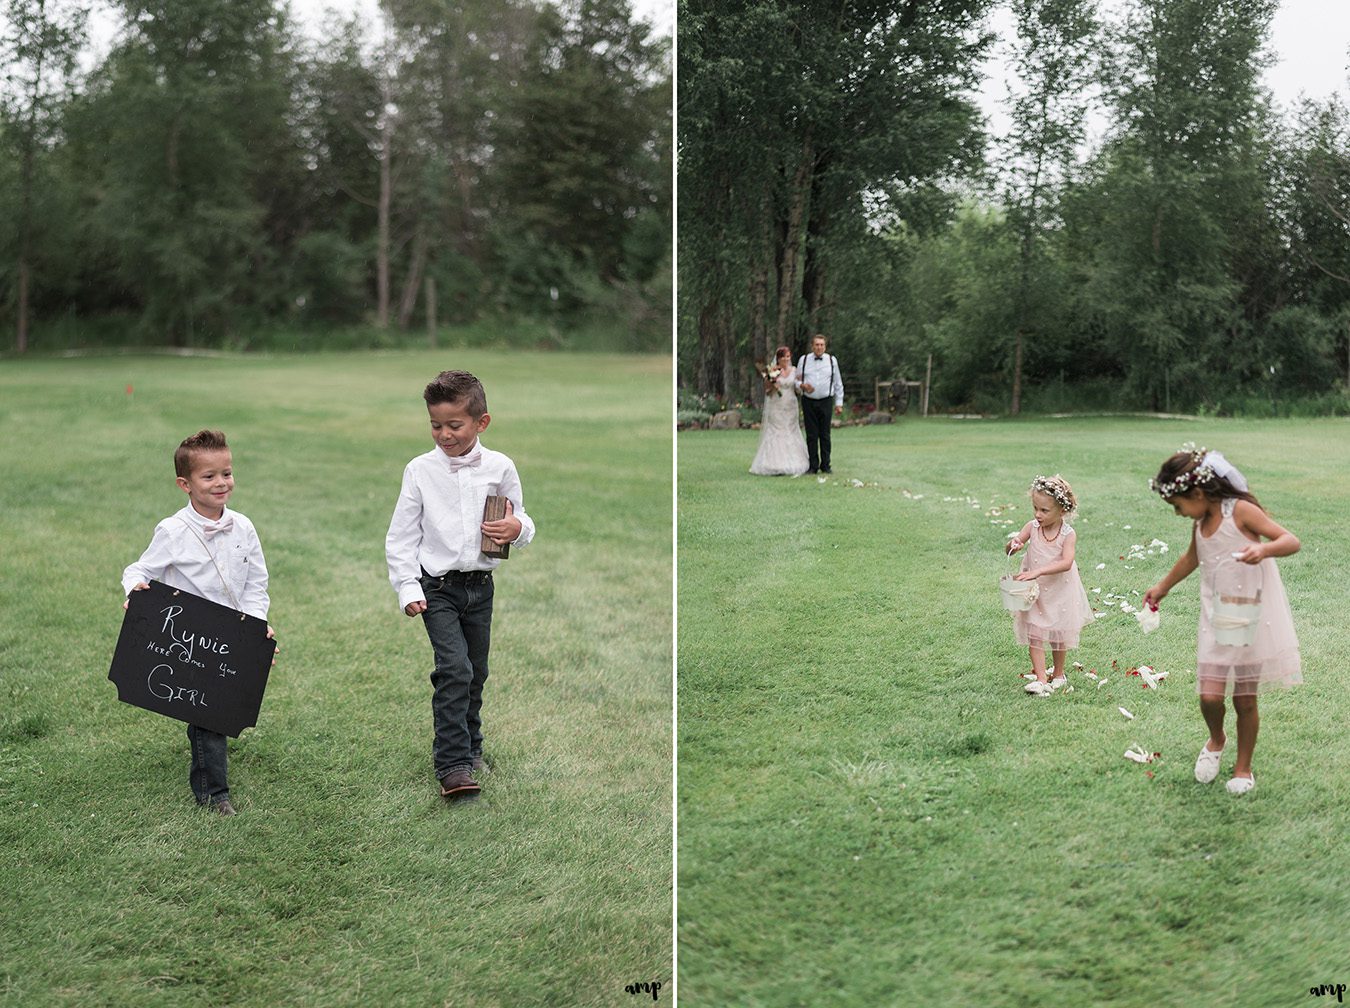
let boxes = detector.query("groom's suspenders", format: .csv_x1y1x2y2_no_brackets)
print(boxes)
797,355,838,400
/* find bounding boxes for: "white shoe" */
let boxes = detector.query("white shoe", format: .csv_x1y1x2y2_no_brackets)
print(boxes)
1024,680,1051,696
1226,774,1255,795
1049,676,1068,691
1194,742,1224,783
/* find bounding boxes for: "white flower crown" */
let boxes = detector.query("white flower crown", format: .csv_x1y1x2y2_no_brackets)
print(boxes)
1030,475,1075,513
1149,465,1216,498
1149,443,1216,498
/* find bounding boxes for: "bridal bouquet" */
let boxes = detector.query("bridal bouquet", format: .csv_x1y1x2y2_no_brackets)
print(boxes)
754,359,784,396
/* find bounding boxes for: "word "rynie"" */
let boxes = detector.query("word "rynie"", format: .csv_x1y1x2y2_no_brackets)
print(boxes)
158,605,232,665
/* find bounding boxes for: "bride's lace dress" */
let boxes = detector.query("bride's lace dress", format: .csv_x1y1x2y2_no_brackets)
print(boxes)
749,370,809,476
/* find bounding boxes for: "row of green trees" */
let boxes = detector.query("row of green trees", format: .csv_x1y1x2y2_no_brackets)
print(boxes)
1,0,671,351
678,0,1350,414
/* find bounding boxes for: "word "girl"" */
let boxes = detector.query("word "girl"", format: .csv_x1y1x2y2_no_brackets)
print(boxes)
147,665,209,708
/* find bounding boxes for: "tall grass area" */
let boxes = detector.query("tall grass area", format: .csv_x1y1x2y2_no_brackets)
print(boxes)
16,315,668,355
0,350,672,1007
678,417,1350,1007
960,377,1350,418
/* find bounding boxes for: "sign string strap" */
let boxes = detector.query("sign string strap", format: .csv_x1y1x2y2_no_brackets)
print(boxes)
175,517,244,614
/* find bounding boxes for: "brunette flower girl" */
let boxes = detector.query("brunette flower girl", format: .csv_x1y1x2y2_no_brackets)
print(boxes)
1144,446,1301,794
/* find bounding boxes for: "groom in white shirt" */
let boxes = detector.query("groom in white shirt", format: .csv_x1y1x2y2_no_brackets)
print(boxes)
796,334,844,474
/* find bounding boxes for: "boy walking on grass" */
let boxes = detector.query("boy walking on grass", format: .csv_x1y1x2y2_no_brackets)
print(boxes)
385,370,535,801
122,430,273,817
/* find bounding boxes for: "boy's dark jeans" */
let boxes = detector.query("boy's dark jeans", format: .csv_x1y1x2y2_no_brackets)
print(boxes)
420,570,493,777
187,724,229,805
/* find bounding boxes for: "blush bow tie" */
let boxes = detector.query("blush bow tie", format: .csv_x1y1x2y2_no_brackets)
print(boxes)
447,447,483,471
202,516,234,539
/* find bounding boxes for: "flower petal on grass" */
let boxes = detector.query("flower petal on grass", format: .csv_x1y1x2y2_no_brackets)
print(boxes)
1119,707,1134,719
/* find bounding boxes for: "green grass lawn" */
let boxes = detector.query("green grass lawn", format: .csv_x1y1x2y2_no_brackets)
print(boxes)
678,416,1350,1008
0,350,672,1008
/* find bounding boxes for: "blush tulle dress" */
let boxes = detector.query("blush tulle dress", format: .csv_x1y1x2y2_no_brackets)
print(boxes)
1013,520,1095,649
749,370,809,477
1193,498,1301,696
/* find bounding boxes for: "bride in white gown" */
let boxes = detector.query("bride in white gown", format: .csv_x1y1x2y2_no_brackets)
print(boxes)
750,346,810,476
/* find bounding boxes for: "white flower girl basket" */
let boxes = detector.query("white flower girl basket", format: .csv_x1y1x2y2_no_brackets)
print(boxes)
1210,554,1262,647
999,550,1039,612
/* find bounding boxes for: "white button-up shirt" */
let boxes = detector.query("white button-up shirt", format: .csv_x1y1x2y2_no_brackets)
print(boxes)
121,505,270,620
385,442,535,610
796,353,844,406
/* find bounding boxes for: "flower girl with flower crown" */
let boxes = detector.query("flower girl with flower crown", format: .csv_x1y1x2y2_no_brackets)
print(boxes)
1005,474,1095,696
1144,446,1300,795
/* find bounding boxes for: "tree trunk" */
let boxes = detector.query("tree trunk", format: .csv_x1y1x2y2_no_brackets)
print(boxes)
16,259,29,354
15,11,44,355
803,254,827,339
1011,329,1024,416
722,306,738,403
16,138,32,352
397,228,427,330
773,132,814,349
426,275,438,347
802,150,831,343
376,72,394,330
747,197,772,364
696,297,723,398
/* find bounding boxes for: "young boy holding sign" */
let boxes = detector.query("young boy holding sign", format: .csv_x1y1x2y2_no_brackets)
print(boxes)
121,430,274,816
385,370,535,802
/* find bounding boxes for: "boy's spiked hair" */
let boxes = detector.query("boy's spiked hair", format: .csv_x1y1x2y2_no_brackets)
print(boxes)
423,370,487,417
174,430,229,478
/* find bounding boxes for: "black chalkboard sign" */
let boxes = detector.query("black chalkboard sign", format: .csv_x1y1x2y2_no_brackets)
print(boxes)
108,580,276,737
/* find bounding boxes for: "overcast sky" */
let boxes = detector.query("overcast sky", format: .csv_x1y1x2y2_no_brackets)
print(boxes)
80,1,673,62
978,0,1350,137
286,0,673,39
76,1,1344,133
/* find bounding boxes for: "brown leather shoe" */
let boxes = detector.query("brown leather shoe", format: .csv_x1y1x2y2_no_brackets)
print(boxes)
214,799,237,817
472,755,490,774
439,769,481,800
